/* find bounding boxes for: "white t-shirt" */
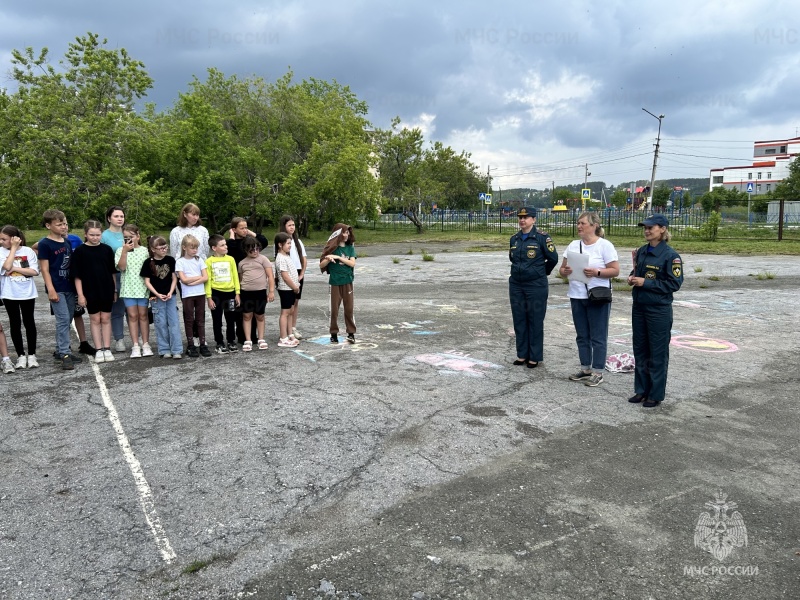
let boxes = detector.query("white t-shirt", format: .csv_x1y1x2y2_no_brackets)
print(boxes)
563,238,619,300
274,253,298,291
175,256,206,298
0,246,39,300
289,238,306,272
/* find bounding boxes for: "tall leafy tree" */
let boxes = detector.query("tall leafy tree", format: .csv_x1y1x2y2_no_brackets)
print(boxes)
375,118,425,231
774,156,800,201
0,33,163,229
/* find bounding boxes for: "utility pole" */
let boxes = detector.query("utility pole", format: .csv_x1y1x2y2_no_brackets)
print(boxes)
642,108,664,209
583,164,591,211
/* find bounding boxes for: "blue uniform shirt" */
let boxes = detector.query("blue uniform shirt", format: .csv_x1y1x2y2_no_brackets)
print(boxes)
631,241,683,306
509,227,558,281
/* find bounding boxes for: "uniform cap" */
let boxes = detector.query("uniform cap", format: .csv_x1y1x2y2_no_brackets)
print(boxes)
517,206,536,217
638,214,669,227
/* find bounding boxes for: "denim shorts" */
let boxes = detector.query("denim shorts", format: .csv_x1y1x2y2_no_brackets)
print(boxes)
123,297,150,308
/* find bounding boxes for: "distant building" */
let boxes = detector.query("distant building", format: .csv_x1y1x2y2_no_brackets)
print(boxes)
709,136,800,194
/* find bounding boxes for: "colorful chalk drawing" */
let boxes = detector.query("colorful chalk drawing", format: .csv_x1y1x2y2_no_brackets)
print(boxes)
297,337,379,362
670,335,738,353
415,350,503,377
374,320,439,335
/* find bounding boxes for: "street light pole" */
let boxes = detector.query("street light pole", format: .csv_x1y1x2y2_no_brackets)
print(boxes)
642,108,664,210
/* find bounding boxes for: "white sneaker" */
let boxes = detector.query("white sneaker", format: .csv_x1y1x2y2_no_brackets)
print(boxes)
26,355,39,369
2,359,15,374
141,343,154,357
15,355,27,369
115,339,126,352
130,345,142,358
94,351,105,363
103,349,115,362
292,328,303,340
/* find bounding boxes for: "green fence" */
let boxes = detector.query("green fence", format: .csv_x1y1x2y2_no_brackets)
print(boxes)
358,208,800,241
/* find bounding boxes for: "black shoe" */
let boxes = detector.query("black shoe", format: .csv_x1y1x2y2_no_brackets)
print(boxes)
52,350,83,363
79,341,96,356
330,334,339,344
215,344,228,354
628,393,646,404
227,342,238,353
61,354,74,370
199,344,212,357
187,345,200,358
347,333,356,344
642,399,662,408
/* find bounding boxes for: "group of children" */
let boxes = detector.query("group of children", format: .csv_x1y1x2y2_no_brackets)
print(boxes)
0,207,358,372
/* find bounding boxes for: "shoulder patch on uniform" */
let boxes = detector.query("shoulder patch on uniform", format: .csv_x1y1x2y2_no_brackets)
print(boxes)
672,264,682,277
672,257,682,263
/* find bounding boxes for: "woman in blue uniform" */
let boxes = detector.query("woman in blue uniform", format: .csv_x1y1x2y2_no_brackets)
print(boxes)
509,207,558,368
627,214,683,407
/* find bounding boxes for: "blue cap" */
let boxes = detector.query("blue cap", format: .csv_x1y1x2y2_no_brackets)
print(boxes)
639,214,669,227
517,206,536,217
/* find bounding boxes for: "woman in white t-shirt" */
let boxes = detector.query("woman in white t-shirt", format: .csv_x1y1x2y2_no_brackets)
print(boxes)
0,225,40,369
558,212,620,387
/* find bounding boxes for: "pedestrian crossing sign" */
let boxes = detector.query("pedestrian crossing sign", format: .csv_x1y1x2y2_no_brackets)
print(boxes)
581,189,591,200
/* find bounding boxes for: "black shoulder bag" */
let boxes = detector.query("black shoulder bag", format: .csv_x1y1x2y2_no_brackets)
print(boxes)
581,242,612,304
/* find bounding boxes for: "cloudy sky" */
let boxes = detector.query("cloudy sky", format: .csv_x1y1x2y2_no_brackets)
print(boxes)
2,0,799,193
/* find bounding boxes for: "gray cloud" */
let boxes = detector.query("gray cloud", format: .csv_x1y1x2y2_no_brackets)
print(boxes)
2,0,799,186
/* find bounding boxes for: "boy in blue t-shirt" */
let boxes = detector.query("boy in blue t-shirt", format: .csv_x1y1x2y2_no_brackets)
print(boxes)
37,209,83,370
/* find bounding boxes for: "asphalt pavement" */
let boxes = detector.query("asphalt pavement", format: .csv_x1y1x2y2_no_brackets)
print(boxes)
1,246,799,599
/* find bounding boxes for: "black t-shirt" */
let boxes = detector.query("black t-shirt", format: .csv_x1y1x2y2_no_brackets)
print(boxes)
139,256,176,296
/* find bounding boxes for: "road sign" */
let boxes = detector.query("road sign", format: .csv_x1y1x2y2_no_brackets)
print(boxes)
581,188,591,200
484,193,492,205
746,182,754,193
478,192,486,201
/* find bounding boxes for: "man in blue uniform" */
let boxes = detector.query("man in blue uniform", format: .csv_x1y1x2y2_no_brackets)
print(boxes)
508,207,558,368
627,214,683,407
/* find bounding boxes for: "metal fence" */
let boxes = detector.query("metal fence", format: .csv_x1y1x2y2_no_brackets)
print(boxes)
358,208,800,241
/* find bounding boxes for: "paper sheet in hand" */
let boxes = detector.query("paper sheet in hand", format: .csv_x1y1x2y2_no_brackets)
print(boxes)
566,252,591,284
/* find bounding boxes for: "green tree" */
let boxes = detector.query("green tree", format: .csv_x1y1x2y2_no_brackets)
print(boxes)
774,156,800,201
0,33,163,230
699,186,747,212
420,141,486,211
609,188,628,209
652,184,671,208
375,118,425,231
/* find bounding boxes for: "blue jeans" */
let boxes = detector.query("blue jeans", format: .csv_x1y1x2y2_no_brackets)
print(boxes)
570,298,611,371
51,292,76,355
152,296,183,355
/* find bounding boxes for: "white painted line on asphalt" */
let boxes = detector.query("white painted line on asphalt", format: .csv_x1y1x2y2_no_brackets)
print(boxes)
89,356,177,564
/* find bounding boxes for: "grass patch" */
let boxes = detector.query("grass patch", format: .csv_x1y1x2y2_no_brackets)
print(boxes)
465,246,490,252
755,271,776,280
612,284,632,292
391,257,400,264
183,558,215,575
694,266,703,273
406,248,414,255
611,277,625,283
708,275,720,281
421,250,434,261
699,284,708,289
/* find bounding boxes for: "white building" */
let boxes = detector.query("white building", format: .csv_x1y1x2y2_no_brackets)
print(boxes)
709,136,800,194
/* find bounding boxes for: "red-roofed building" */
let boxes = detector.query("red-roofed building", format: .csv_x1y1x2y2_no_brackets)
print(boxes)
709,137,800,194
